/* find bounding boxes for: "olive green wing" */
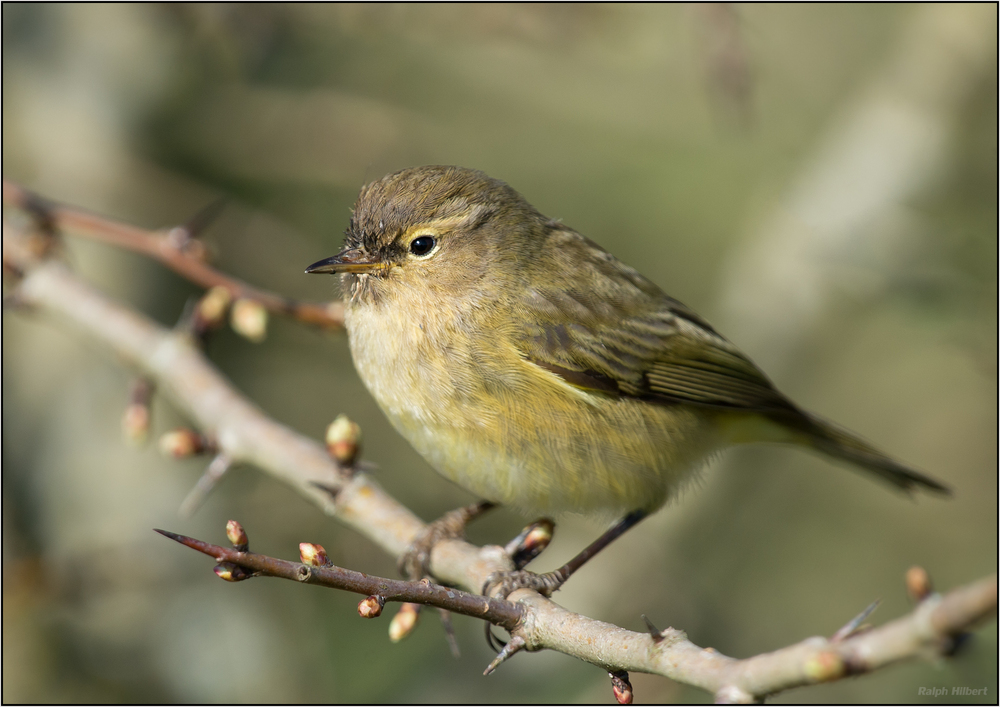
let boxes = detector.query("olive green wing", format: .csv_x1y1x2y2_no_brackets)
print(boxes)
518,279,793,414
514,226,787,411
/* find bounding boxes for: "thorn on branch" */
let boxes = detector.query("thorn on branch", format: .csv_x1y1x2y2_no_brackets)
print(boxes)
230,298,268,342
178,453,232,518
358,595,386,618
437,608,461,658
642,614,665,643
831,599,880,642
609,670,633,705
299,542,332,568
309,481,343,502
483,634,526,676
325,414,361,467
504,518,555,570
154,527,209,550
178,198,226,244
163,198,225,262
226,519,249,552
164,226,209,262
388,603,421,642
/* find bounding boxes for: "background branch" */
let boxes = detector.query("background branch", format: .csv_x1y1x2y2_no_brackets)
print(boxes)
2,179,344,330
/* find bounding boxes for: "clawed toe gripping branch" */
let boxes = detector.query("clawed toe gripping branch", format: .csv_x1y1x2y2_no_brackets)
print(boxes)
4,182,996,703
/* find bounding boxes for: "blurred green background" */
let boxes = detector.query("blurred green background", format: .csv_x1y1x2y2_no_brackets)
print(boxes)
2,4,996,703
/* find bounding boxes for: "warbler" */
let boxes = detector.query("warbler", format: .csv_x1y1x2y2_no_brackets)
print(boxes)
307,166,947,594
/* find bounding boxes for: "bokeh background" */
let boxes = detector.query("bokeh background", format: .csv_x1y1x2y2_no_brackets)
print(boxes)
3,4,996,703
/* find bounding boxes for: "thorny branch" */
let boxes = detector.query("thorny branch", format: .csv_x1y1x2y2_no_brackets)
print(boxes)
3,194,996,703
155,527,523,631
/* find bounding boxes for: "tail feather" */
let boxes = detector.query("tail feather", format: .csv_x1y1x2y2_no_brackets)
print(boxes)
768,408,951,496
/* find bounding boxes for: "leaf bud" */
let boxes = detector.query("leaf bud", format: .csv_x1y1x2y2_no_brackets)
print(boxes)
158,428,207,458
325,414,362,465
226,520,249,550
906,565,932,602
230,298,268,342
358,595,386,618
388,602,421,642
609,671,633,704
299,542,331,567
196,286,232,330
214,562,251,582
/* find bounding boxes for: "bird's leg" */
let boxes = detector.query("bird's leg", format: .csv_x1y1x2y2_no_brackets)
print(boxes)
484,509,649,598
398,500,496,581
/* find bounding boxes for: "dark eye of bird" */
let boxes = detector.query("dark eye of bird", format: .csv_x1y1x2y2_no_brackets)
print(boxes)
409,235,435,256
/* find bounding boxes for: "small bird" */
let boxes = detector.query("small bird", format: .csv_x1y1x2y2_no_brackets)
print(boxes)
307,166,947,595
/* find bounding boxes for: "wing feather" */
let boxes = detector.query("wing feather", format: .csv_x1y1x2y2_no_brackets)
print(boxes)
517,228,793,414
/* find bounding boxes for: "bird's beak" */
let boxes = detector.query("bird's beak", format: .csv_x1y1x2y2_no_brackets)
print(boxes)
305,248,384,275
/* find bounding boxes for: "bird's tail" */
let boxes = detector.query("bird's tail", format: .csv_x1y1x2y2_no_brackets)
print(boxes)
765,407,951,495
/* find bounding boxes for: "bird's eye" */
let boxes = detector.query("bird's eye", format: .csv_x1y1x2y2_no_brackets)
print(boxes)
409,235,436,256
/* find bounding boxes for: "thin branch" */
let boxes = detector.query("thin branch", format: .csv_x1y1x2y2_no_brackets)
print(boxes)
512,574,996,701
158,519,997,702
2,178,344,330
154,528,523,630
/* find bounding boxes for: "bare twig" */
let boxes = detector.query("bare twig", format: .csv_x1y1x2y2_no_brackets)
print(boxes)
2,179,344,330
511,573,996,702
154,528,524,630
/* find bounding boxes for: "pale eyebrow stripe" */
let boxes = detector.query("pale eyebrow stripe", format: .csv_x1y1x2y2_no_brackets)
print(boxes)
403,203,492,237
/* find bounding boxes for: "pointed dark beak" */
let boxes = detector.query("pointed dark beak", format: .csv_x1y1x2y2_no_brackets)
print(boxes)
305,248,384,275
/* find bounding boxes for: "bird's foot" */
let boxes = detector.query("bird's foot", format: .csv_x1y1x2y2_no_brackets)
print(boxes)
483,567,570,599
398,500,495,580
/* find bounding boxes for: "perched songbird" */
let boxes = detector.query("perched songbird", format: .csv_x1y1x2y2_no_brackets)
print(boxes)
307,166,947,595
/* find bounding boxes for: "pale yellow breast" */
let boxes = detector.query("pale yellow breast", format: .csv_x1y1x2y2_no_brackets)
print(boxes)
345,298,723,517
